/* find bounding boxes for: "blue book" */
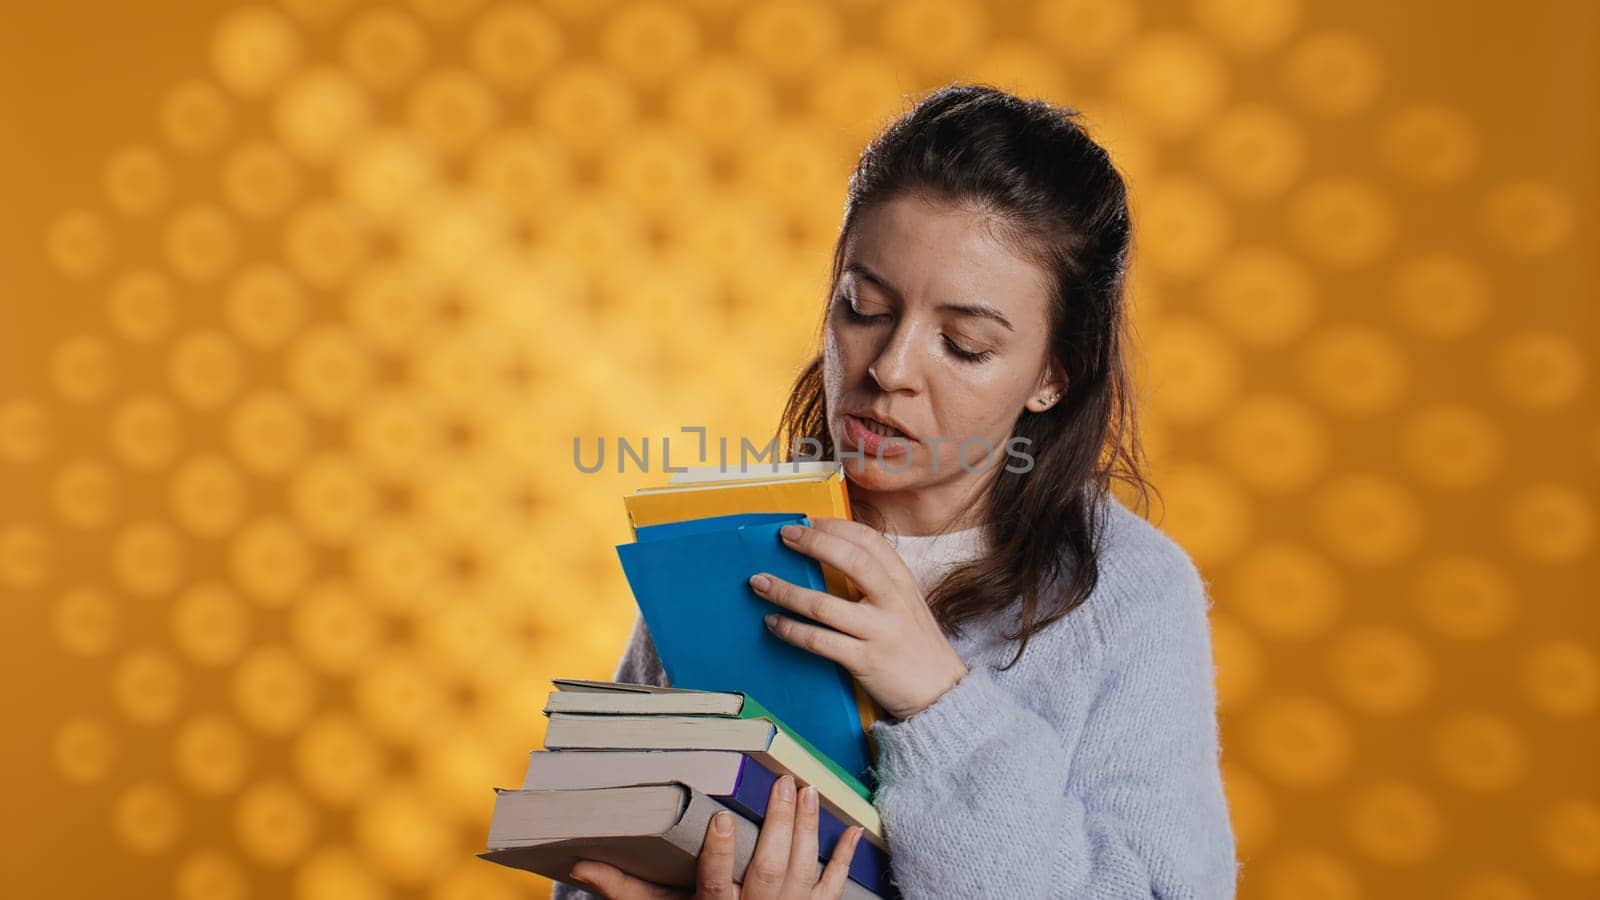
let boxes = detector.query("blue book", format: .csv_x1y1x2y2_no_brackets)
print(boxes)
614,511,873,785
721,753,893,895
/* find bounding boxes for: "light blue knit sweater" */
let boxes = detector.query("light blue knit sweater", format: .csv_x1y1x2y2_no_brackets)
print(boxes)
548,495,1239,898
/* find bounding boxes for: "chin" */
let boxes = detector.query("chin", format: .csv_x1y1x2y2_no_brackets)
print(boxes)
838,456,924,491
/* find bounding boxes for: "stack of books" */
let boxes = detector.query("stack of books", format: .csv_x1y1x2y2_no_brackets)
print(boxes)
479,461,895,898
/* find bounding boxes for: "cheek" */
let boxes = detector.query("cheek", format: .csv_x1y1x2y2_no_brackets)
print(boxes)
936,401,998,444
821,326,843,389
822,323,870,381
962,353,1046,414
821,325,856,415
930,377,1030,441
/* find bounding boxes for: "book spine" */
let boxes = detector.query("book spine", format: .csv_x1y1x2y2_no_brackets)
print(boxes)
724,755,892,896
849,669,884,771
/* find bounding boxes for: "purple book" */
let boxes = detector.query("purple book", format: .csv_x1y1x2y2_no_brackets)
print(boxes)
719,753,895,897
522,749,895,896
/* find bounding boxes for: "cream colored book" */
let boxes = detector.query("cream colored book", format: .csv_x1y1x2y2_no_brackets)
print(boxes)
480,783,882,898
542,711,886,848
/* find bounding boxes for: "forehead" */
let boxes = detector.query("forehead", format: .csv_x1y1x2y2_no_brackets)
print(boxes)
842,193,1053,314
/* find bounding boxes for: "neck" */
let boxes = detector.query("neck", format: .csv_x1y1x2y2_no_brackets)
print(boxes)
849,474,991,537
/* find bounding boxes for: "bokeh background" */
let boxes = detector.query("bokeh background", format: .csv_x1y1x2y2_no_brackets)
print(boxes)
1,1,1595,897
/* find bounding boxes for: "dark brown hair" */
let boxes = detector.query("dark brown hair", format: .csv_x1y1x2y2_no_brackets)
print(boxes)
775,83,1156,670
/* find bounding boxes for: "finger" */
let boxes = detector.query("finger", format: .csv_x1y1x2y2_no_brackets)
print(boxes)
807,516,897,553
814,827,864,898
788,785,820,890
749,572,873,638
764,613,862,669
778,522,902,603
695,811,739,900
569,859,678,900
807,518,916,580
744,775,797,896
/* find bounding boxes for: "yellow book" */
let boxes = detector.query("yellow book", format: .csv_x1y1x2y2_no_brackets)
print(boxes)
621,460,888,759
624,461,854,595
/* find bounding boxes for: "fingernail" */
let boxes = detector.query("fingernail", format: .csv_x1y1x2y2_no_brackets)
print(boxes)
714,810,733,835
780,524,801,540
749,573,771,591
802,785,817,812
780,774,795,801
764,613,779,628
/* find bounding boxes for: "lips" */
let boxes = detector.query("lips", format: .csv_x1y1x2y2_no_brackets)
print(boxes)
862,419,901,438
849,411,916,441
842,414,912,457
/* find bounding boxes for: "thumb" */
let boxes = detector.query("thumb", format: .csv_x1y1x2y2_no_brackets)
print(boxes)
569,859,681,900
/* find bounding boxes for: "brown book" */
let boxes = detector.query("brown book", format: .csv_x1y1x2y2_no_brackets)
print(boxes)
479,782,881,898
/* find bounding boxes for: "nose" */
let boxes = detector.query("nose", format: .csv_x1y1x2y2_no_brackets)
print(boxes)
866,319,923,395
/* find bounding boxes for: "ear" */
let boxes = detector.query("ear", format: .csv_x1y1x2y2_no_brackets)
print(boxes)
1027,358,1068,413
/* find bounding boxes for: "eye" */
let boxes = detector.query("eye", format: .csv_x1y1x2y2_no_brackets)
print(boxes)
944,335,994,364
838,294,888,325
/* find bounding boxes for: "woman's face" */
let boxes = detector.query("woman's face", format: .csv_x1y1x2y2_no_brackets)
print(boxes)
822,192,1066,534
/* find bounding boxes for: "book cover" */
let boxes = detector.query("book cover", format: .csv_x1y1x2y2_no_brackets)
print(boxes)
620,462,889,762
614,511,873,785
621,464,855,598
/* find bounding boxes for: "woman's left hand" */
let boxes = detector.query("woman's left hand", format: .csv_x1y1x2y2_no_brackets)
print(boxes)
749,517,968,721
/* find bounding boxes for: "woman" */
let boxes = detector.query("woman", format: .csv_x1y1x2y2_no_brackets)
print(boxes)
554,84,1238,899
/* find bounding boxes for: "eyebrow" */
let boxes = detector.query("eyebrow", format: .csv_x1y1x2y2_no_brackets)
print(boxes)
844,261,1015,333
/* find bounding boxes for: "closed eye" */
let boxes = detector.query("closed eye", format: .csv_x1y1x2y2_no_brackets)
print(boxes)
839,296,888,325
839,295,995,364
943,336,994,364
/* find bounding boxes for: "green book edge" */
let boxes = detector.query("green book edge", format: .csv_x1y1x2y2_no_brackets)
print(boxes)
736,693,873,802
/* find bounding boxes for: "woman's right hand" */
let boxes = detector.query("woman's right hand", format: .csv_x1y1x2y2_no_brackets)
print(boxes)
569,774,865,900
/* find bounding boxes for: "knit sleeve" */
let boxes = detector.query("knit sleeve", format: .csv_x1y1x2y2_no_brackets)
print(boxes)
867,556,1239,899
548,614,670,900
611,611,671,688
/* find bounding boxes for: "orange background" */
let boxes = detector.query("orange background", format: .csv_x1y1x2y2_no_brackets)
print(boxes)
1,1,1596,898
